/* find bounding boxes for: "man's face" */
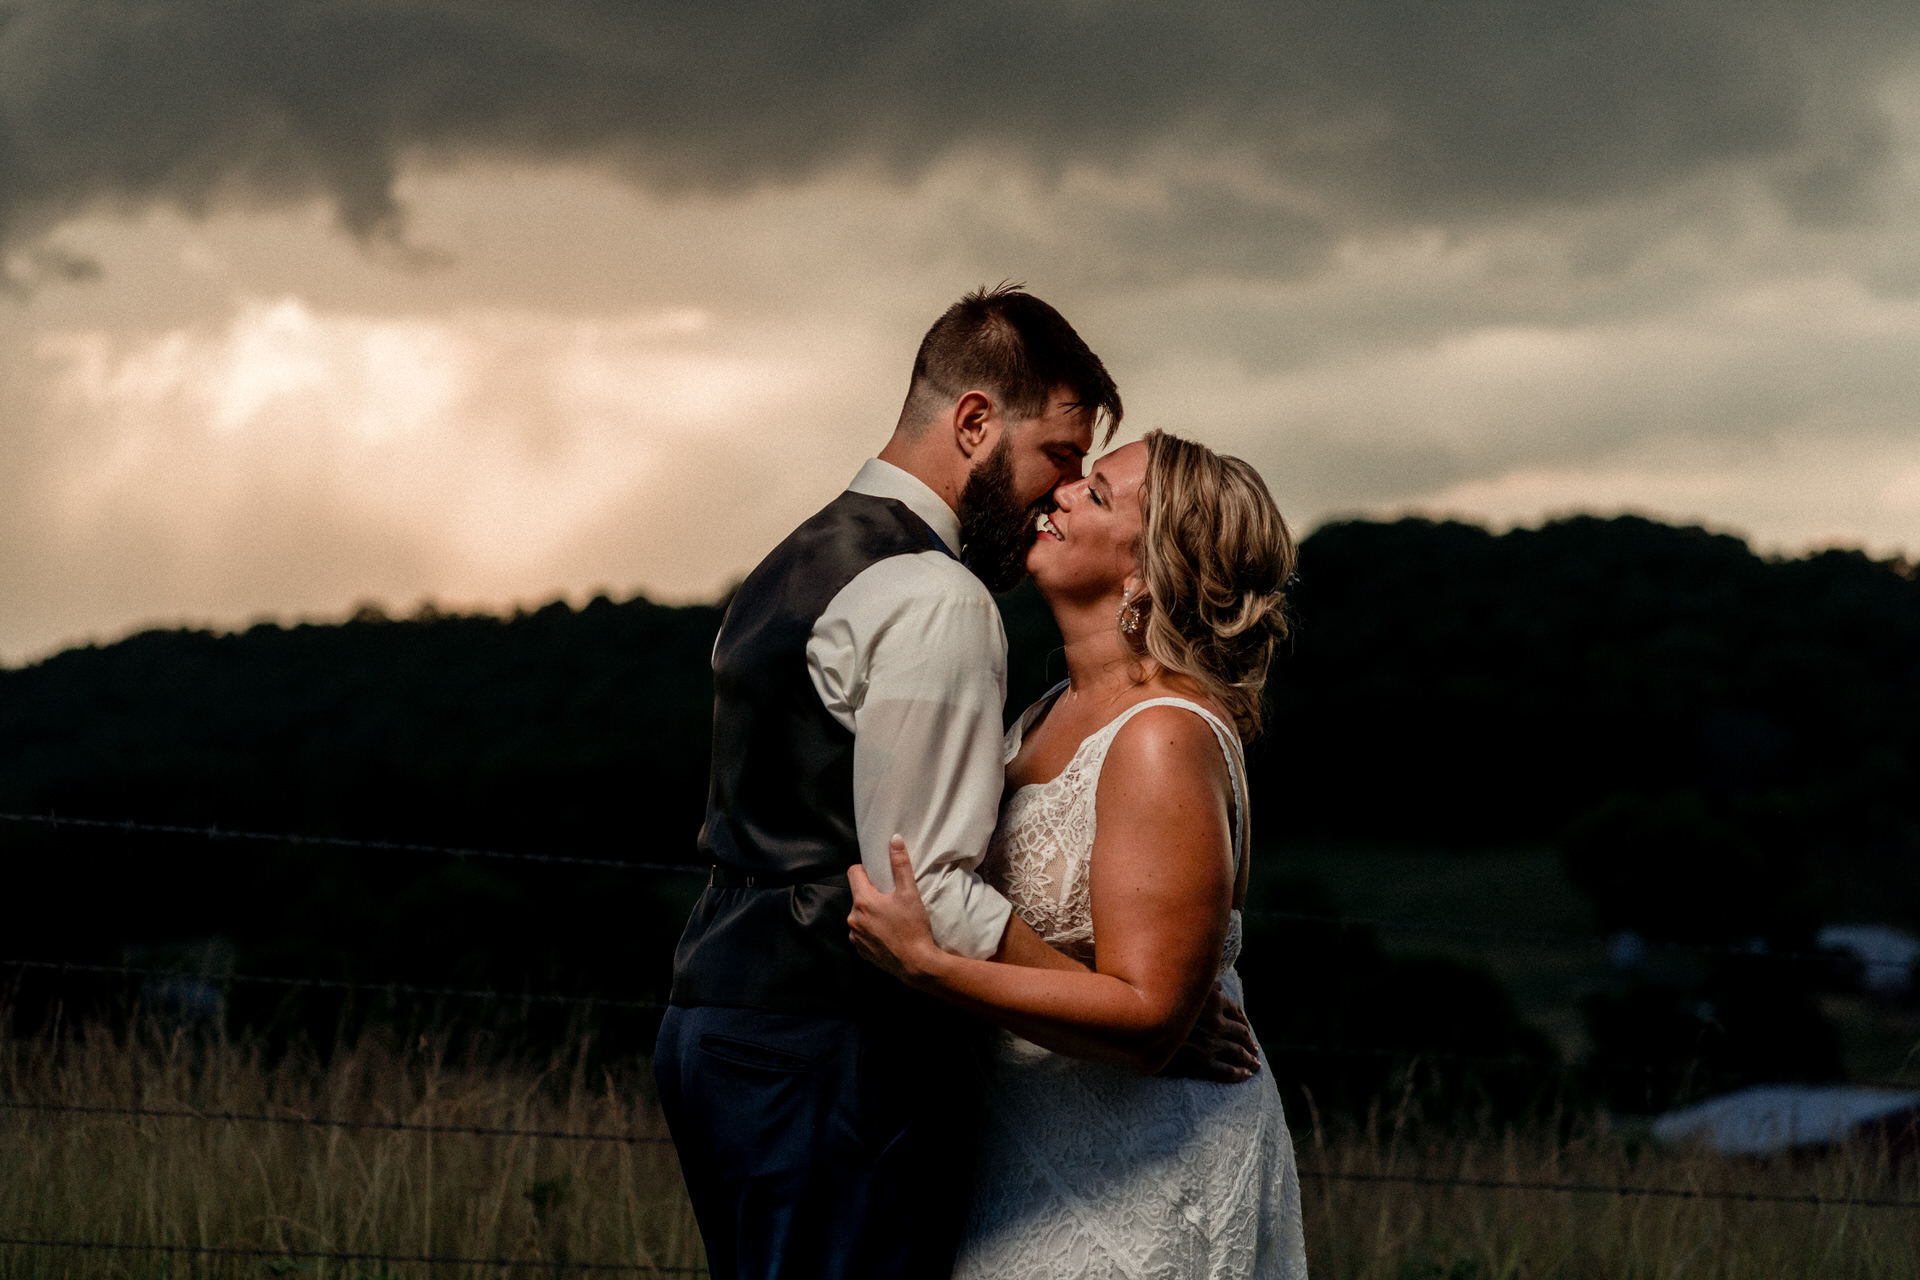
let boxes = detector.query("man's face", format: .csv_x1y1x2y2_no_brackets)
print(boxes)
1004,392,1097,510
956,391,1094,593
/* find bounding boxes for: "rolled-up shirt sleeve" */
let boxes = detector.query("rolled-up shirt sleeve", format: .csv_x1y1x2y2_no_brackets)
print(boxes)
809,552,1014,960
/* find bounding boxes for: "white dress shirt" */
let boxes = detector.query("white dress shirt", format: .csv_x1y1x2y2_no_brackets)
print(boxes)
805,458,1015,961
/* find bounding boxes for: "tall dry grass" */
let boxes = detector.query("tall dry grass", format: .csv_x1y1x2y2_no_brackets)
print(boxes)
1296,1086,1920,1280
1,1017,1915,1278
0,1016,702,1278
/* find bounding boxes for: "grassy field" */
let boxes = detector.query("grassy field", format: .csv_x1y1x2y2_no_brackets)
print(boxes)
3,1018,1917,1279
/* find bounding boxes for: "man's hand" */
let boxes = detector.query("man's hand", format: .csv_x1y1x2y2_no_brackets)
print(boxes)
1157,984,1260,1083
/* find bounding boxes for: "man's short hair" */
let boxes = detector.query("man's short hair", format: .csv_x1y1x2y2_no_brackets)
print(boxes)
901,284,1122,443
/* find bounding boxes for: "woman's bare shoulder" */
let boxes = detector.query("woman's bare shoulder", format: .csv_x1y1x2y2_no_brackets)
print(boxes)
1112,675,1234,749
1100,698,1233,799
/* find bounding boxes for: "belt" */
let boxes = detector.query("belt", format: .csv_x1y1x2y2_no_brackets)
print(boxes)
708,863,851,891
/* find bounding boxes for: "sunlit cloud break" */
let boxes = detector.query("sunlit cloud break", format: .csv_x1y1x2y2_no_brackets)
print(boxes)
3,297,866,659
38,298,806,562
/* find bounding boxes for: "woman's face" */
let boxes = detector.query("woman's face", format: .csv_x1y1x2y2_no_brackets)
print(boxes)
1027,439,1148,603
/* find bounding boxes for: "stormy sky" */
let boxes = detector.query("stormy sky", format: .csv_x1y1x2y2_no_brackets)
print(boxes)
4,0,1919,661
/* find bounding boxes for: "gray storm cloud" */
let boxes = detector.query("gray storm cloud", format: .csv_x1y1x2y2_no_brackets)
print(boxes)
0,0,1911,279
5,0,1920,664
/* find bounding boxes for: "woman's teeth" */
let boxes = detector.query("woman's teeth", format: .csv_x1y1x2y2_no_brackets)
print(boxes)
1036,513,1062,539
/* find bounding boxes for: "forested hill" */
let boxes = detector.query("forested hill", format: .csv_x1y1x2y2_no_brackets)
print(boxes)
1265,516,1920,936
2,595,726,865
2,514,1917,998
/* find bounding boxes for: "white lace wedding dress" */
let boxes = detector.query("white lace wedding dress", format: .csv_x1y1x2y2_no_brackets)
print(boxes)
954,686,1309,1279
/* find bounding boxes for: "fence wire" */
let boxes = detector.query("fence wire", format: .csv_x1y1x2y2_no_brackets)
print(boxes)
0,1097,672,1146
7,1097,1918,1210
0,1235,704,1273
0,954,668,1012
1243,909,1916,977
10,952,1918,1092
7,1151,1919,1280
1297,1169,1920,1210
1259,1038,1920,1092
8,807,1912,976
0,809,700,875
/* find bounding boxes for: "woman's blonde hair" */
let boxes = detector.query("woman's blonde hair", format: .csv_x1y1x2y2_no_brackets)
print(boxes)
1127,429,1296,739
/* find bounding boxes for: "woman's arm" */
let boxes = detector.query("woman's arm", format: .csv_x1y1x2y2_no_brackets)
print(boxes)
849,706,1236,1075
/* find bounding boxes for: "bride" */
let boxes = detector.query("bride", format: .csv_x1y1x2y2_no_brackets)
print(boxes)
848,429,1308,1279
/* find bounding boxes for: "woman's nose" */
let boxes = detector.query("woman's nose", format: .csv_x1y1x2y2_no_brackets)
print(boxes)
1051,480,1079,509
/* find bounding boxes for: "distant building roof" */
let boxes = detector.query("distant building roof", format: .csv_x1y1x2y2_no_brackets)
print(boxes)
1817,924,1920,994
1652,1085,1920,1156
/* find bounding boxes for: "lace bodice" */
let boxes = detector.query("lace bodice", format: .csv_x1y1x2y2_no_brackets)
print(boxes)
982,683,1248,971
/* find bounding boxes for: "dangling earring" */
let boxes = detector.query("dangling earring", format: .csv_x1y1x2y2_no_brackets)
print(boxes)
1117,590,1144,636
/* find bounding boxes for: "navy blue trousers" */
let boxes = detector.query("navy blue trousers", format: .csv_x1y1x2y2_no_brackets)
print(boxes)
654,1005,981,1280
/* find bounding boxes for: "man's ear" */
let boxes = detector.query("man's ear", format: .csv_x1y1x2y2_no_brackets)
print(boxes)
953,390,998,460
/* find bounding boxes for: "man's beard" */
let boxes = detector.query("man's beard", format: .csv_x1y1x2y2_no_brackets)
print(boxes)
957,436,1045,594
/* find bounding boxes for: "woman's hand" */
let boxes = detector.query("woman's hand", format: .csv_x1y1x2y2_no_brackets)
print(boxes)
1156,983,1261,1083
848,836,947,987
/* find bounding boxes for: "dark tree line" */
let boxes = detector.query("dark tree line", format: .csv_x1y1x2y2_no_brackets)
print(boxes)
1256,515,1920,935
3,514,1914,1113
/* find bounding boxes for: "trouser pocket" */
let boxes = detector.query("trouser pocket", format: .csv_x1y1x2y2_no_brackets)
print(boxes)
698,1033,821,1073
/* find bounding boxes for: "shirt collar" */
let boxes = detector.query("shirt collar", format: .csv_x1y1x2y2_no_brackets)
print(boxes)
846,458,963,555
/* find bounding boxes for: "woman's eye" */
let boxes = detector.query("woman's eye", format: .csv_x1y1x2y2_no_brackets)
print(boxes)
1090,489,1104,506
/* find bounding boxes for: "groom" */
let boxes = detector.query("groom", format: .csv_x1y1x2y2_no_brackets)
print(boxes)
655,287,1245,1279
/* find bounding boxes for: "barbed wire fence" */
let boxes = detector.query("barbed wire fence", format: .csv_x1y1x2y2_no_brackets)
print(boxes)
3,808,1918,1275
0,1237,708,1274
5,955,1917,1095
9,809,1912,977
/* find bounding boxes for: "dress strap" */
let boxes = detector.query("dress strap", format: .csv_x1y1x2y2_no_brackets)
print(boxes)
1095,698,1249,873
1004,678,1072,765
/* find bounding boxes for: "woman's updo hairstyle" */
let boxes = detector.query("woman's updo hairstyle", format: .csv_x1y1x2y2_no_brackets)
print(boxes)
1128,429,1296,739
